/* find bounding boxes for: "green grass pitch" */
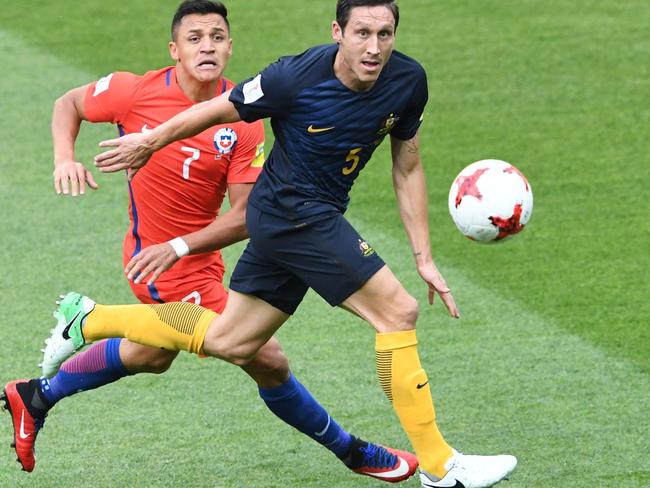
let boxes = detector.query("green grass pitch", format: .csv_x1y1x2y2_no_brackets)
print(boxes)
0,1,648,486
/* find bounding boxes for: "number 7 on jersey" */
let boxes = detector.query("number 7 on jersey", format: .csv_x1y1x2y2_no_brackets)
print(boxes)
180,146,200,180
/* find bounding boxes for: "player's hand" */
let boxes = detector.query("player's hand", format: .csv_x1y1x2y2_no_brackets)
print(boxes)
125,243,180,285
53,161,99,196
416,260,460,318
95,132,155,180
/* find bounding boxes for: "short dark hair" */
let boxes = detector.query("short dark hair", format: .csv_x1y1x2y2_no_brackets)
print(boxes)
171,0,230,40
336,0,399,32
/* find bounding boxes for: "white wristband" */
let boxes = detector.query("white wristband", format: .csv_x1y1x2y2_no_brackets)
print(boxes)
168,237,190,258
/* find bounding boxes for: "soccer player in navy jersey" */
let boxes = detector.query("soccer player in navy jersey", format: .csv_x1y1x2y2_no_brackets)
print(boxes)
2,1,417,481
42,1,517,486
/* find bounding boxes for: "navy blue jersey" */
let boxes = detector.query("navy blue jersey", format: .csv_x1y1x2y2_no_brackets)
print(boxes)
229,44,428,221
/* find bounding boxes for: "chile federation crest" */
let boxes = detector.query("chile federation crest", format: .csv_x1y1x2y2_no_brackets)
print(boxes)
213,127,238,155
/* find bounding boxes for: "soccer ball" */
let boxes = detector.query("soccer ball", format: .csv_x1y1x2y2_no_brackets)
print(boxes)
448,159,533,243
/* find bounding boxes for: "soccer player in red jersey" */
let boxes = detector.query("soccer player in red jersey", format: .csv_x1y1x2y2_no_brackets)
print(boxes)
1,1,417,482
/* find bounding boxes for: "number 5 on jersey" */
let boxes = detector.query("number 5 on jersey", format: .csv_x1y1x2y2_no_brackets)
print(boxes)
343,147,362,176
181,146,200,180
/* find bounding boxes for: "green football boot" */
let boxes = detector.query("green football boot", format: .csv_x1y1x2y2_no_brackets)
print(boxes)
41,292,95,378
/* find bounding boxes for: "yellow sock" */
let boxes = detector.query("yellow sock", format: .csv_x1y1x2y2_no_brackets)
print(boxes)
83,303,216,355
376,329,453,477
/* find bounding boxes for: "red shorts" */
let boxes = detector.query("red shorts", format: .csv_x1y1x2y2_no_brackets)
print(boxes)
128,277,228,314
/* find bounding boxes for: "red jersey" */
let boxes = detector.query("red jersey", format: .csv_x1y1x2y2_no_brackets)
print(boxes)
83,67,265,310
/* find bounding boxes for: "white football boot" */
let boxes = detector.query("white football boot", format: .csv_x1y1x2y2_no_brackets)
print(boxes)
420,450,517,488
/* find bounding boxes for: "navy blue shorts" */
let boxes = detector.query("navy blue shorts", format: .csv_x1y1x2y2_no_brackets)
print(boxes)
229,205,385,314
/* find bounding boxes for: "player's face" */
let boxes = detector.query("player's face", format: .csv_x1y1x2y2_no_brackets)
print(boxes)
332,6,396,91
169,13,232,83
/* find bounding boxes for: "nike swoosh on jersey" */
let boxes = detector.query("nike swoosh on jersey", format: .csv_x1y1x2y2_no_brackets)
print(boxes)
61,310,82,340
416,381,429,389
307,125,335,134
19,410,31,439
369,456,410,480
141,124,153,134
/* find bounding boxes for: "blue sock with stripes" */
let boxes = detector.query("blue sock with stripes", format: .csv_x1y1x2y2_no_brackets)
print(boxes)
39,338,131,408
259,373,352,458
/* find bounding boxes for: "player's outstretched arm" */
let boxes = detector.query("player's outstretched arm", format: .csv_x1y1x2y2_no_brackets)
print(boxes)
125,183,252,285
390,133,460,318
94,90,242,178
52,85,99,196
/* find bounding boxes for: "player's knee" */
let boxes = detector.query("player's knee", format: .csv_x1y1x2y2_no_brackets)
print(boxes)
140,352,178,374
386,294,419,332
405,294,419,324
241,341,291,387
255,338,290,374
202,324,275,368
122,344,179,374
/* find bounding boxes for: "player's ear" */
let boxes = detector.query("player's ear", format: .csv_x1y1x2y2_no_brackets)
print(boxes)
332,20,343,44
227,38,233,58
169,41,179,61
